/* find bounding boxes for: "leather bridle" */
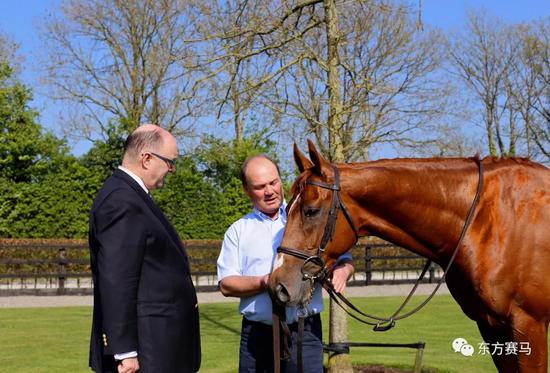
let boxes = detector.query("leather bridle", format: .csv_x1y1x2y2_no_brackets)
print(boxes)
277,164,359,282
271,159,483,373
274,158,484,331
272,164,359,373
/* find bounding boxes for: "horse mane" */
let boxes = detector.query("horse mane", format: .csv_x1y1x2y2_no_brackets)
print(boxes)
338,154,547,171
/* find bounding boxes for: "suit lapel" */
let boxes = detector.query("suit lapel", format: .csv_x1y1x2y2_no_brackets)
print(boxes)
113,169,189,263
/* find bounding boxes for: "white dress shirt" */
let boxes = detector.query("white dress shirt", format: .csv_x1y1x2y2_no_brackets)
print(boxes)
217,203,352,324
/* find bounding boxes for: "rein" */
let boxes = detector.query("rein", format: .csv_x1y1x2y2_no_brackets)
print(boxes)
271,303,305,373
276,158,484,331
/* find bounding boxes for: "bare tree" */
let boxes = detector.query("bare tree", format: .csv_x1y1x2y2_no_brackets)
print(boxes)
448,10,522,157
0,32,23,75
41,0,203,140
523,18,550,160
207,1,447,162
502,22,545,159
272,1,447,161
448,11,550,163
408,122,483,157
193,1,286,143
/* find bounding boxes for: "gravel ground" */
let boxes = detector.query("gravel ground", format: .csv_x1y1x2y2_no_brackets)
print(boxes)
0,283,449,308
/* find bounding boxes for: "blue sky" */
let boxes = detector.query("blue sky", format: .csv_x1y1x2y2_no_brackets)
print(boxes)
1,0,549,156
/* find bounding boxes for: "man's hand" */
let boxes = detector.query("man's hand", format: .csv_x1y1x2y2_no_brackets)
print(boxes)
118,357,139,373
219,274,271,297
331,262,354,293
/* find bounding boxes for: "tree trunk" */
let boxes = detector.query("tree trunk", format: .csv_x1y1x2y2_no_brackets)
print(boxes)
231,79,244,144
324,0,352,372
486,105,498,156
325,0,344,163
327,297,353,373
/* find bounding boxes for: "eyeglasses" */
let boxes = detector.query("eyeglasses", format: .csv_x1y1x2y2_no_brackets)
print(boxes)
150,152,177,170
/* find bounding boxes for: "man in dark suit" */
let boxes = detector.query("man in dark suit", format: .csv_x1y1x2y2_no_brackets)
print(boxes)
89,124,201,373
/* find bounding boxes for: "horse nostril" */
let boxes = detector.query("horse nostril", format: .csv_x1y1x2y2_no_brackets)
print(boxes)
275,283,290,304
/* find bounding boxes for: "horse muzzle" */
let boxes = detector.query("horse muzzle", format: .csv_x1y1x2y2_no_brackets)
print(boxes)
272,282,292,305
268,269,314,307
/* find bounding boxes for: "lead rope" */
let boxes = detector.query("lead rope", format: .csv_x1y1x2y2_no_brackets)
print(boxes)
272,303,292,373
297,317,304,373
272,309,306,373
272,311,281,373
272,316,306,373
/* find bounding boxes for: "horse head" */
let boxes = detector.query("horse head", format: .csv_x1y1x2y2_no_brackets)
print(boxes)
268,140,359,307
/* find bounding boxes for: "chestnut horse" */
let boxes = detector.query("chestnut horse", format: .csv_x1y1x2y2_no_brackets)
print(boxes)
268,140,550,372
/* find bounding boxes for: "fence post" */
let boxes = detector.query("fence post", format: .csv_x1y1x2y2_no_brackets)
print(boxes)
413,342,425,373
58,248,67,295
364,245,372,286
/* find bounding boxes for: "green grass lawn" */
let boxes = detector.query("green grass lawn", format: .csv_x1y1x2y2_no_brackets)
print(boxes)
339,296,496,373
0,294,519,372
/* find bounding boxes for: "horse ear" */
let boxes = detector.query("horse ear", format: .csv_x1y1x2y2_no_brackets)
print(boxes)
294,143,313,172
307,139,330,175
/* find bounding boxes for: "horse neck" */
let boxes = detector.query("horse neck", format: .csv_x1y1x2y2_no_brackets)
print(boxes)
341,158,479,262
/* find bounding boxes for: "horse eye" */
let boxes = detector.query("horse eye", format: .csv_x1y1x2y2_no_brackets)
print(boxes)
303,207,320,218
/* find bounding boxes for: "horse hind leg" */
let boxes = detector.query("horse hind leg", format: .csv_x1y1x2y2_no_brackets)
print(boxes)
476,321,519,373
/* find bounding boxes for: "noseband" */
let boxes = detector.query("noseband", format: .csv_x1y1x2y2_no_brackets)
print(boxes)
277,165,358,281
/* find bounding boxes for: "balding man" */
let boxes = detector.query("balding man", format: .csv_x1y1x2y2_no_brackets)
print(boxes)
217,155,354,372
89,124,201,373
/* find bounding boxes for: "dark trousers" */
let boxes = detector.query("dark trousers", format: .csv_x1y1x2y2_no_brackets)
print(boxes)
239,314,323,373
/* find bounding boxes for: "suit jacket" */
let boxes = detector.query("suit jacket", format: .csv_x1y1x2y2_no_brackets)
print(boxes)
89,169,201,373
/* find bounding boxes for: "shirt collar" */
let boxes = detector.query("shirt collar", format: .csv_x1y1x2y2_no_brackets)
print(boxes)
118,166,149,194
253,201,287,222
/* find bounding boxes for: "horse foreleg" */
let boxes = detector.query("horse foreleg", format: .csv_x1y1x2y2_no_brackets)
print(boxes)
476,321,519,373
510,312,548,373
